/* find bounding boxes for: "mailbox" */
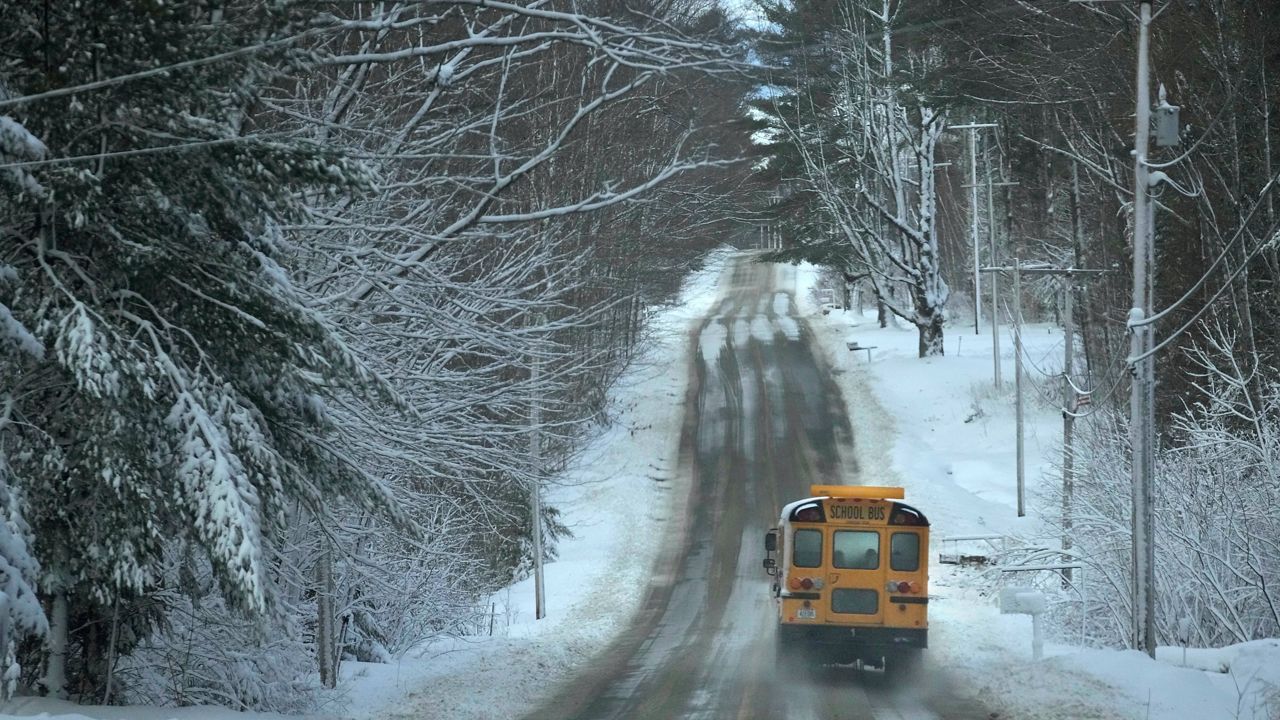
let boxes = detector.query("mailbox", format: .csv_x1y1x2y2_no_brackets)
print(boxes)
999,586,1046,615
998,586,1048,660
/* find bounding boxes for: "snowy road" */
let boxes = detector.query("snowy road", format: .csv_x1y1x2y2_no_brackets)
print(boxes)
524,256,996,720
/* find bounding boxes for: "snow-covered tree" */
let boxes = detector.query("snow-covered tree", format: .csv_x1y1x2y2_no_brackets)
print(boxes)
1041,320,1280,650
0,0,396,697
751,0,952,356
0,115,49,700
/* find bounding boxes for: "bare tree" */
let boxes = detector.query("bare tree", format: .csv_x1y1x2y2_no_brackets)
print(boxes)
755,0,952,356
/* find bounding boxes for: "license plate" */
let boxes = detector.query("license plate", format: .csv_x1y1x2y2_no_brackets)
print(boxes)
797,607,816,619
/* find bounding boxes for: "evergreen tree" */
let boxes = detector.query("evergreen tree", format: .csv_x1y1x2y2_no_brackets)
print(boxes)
0,0,388,694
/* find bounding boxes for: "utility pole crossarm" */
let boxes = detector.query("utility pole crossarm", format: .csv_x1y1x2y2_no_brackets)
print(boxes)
981,266,1112,275
961,181,1020,189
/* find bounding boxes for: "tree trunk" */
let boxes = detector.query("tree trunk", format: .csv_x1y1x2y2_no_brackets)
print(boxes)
43,591,68,698
0,591,10,702
316,546,337,689
917,312,945,357
102,597,121,704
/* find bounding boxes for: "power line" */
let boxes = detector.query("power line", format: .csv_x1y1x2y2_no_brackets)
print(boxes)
1018,335,1064,379
1063,352,1129,419
1132,169,1280,329
0,30,320,112
1132,214,1280,364
0,132,304,172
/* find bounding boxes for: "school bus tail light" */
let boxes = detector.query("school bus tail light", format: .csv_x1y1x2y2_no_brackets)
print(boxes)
886,580,920,594
788,576,824,591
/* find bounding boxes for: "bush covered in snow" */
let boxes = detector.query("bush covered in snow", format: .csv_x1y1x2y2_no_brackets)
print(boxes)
113,549,318,713
1043,324,1280,650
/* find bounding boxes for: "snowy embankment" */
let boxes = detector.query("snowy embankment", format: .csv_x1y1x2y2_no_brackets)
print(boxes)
792,263,1280,720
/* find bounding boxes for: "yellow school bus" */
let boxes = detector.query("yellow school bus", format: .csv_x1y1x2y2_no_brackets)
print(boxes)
762,485,929,671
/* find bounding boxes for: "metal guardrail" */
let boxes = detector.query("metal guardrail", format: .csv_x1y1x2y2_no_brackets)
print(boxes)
937,534,1008,565
939,533,1005,542
1000,563,1082,573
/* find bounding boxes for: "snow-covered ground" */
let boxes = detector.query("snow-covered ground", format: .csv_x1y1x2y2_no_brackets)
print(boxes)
6,253,1278,720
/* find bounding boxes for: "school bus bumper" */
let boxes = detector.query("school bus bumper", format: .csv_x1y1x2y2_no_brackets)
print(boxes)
777,624,928,650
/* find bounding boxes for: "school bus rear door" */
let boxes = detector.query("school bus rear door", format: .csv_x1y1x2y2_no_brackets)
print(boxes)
825,527,886,626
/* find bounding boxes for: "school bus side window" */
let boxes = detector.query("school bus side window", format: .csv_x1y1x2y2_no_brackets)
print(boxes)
833,530,879,569
792,529,822,568
890,532,920,572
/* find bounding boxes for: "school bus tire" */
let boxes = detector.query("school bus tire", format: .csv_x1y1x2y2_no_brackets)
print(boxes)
886,648,923,680
774,626,795,664
775,625,812,667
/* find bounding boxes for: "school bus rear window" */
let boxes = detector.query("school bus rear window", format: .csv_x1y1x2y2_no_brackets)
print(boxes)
832,588,878,614
890,532,920,572
792,529,822,567
833,530,879,570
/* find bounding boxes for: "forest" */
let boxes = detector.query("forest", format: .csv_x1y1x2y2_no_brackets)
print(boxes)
0,0,752,709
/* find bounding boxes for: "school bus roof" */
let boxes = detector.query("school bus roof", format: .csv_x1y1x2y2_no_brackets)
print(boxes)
809,485,904,500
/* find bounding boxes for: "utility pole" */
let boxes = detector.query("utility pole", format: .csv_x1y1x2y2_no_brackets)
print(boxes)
954,121,999,336
1013,256,1025,517
1128,0,1157,659
984,263,1110,521
965,150,1019,387
529,313,546,620
1070,0,1161,662
962,126,1013,384
1061,279,1076,583
987,148,1003,387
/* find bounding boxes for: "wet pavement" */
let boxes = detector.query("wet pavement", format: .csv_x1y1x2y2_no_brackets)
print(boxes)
525,255,996,720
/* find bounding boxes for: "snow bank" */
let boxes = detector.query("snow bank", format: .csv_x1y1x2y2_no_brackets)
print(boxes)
0,697,292,720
